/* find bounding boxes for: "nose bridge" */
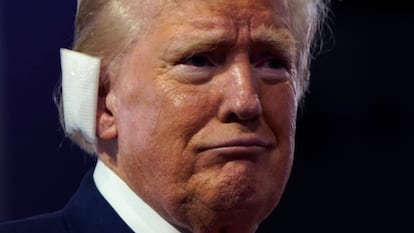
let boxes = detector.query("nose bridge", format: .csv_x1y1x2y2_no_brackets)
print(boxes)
231,61,257,103
221,58,262,121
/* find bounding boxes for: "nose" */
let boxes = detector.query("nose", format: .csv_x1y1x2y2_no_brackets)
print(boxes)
218,60,262,123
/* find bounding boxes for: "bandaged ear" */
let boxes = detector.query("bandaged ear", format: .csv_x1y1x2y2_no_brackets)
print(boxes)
60,48,101,150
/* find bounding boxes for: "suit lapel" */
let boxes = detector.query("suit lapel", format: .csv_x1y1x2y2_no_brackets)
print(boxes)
62,170,135,233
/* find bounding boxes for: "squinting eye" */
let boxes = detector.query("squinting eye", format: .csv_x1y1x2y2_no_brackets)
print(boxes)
259,58,287,69
265,59,285,69
182,55,214,67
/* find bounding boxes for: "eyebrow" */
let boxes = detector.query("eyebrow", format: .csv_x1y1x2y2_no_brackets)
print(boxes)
251,24,297,61
163,27,231,61
163,22,297,62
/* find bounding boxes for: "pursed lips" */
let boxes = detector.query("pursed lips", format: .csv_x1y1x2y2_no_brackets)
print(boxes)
198,136,274,154
193,136,275,172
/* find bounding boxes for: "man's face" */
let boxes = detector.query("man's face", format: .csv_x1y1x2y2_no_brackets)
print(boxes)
106,0,298,231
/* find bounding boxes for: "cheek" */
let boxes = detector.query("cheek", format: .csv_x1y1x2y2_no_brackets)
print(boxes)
260,82,297,184
115,80,219,175
157,84,220,141
116,89,159,154
262,82,298,143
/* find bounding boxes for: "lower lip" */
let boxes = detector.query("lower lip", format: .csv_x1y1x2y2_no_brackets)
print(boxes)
201,145,269,156
195,146,269,171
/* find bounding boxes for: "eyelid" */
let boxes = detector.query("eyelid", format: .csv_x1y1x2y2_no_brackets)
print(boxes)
253,55,290,70
173,42,220,61
169,54,218,84
179,54,215,67
250,42,294,68
251,54,293,83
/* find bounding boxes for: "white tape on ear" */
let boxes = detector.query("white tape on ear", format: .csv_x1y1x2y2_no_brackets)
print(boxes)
60,48,100,149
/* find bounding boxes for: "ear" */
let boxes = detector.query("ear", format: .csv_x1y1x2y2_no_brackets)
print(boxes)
96,81,118,140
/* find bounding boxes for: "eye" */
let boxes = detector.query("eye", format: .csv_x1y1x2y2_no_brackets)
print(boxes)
251,54,292,82
256,57,288,70
181,55,214,67
263,58,286,69
171,54,217,84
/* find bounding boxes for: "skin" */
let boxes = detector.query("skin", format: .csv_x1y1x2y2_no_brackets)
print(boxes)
97,0,300,232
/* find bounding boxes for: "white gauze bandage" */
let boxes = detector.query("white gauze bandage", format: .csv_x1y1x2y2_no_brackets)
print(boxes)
60,48,101,151
77,0,82,11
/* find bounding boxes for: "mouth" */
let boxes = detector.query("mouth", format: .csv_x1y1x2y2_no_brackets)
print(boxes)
198,137,274,156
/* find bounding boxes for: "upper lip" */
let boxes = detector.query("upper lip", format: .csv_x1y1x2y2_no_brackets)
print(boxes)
199,136,274,151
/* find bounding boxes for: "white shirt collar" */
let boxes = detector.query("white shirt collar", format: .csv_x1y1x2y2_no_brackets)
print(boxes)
93,160,181,233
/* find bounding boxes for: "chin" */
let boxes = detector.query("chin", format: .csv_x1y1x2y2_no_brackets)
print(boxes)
175,173,281,233
205,162,279,215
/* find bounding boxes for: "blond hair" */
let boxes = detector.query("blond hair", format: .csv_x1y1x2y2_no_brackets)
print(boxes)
56,0,331,154
288,0,331,98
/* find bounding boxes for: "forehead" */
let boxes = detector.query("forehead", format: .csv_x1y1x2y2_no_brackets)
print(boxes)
127,0,291,30
163,0,289,25
171,0,288,16
135,0,292,43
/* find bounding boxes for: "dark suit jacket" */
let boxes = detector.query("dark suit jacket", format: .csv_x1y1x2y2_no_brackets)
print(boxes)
0,170,134,233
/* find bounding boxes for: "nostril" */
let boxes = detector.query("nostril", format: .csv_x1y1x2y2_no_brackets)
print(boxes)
225,96,262,122
224,109,261,126
226,112,241,123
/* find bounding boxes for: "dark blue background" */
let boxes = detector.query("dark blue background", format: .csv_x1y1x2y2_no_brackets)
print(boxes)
1,1,413,232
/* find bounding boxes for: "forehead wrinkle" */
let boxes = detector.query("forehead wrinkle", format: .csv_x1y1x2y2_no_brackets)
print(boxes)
162,21,236,57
